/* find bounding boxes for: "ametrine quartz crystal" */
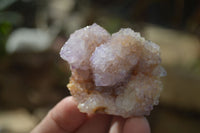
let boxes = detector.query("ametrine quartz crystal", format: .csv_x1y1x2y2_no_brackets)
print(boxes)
60,23,166,118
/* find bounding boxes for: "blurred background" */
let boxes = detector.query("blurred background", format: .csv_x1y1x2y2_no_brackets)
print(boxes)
0,0,200,132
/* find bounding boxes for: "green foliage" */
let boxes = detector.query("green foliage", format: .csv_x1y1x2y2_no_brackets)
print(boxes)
0,22,12,57
0,22,11,35
0,0,18,57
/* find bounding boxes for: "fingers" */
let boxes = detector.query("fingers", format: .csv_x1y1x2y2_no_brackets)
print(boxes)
31,96,151,133
31,96,87,133
75,114,112,133
123,116,151,133
109,116,125,133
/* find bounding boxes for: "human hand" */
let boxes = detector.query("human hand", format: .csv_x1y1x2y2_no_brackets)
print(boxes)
31,96,150,133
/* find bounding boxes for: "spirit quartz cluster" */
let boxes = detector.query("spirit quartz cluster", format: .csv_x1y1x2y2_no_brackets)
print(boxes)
60,23,166,118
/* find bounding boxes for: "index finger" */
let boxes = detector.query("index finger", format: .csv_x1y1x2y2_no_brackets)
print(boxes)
31,96,87,133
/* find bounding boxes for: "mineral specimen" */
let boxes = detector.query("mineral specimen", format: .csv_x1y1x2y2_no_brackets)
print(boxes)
60,23,166,118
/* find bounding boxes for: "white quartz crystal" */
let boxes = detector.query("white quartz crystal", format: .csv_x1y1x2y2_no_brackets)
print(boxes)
60,23,166,118
60,23,110,70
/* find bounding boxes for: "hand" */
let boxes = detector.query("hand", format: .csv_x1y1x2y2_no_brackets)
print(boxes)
31,96,150,133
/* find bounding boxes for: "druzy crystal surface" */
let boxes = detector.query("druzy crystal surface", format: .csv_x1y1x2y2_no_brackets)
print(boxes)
60,23,166,118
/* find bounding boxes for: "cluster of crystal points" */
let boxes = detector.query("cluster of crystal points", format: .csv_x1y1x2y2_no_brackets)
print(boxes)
60,23,166,118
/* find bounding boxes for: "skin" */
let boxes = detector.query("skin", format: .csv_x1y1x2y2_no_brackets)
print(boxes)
31,96,150,133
